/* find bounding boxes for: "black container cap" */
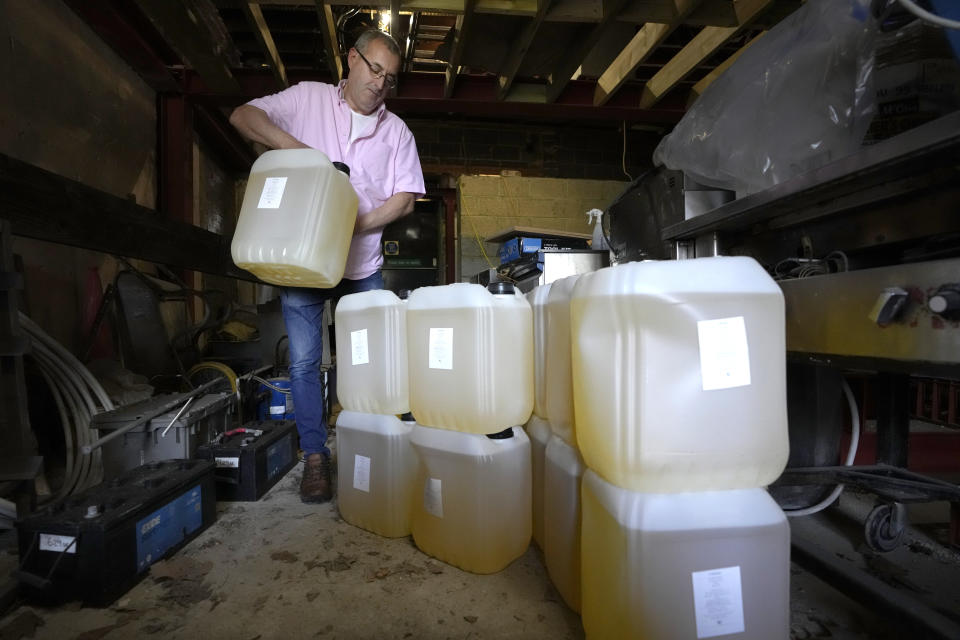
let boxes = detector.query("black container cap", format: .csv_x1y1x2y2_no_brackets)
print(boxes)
486,427,515,440
487,281,515,295
398,289,412,300
332,161,350,176
400,412,415,421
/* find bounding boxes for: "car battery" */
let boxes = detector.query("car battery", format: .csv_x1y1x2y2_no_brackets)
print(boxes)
194,420,298,501
92,392,236,479
15,459,216,606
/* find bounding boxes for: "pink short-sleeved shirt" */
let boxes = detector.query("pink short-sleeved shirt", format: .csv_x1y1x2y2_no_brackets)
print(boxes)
247,81,425,280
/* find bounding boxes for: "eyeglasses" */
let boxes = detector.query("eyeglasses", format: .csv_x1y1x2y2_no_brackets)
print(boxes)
355,48,398,89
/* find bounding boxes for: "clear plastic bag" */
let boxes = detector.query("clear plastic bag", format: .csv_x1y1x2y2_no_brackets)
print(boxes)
653,0,879,195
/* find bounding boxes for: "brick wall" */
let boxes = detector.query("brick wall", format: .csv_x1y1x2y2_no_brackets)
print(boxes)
458,175,627,280
407,119,660,180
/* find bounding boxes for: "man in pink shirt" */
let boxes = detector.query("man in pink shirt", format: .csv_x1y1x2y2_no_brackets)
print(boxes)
230,29,425,503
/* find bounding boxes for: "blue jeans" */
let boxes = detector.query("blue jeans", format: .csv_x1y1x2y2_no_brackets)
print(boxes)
280,271,384,457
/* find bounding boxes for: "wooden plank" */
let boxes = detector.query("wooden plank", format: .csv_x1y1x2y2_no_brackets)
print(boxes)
497,0,554,100
638,0,770,108
0,154,245,279
545,0,632,103
314,1,342,83
593,0,700,106
443,0,478,99
133,0,239,94
687,30,764,106
241,2,288,88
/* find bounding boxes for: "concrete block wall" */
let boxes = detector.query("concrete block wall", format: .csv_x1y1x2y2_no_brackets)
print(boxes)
458,175,627,281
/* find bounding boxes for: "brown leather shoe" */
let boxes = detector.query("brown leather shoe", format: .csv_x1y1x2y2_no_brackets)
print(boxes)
300,453,333,503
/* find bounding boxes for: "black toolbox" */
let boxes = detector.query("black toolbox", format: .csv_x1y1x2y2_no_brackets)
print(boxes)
194,420,298,501
15,459,216,606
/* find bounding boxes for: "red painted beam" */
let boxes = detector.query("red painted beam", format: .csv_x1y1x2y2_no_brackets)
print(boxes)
192,104,257,173
841,432,960,474
159,95,193,225
184,70,686,124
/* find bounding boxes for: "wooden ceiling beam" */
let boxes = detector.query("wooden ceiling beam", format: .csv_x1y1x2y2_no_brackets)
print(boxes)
593,0,701,107
545,0,632,104
442,0,477,99
497,0,554,100
241,2,288,89
314,2,343,83
133,0,239,94
687,30,764,106
638,0,770,109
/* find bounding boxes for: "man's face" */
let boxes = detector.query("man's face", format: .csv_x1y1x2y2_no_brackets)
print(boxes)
344,39,400,115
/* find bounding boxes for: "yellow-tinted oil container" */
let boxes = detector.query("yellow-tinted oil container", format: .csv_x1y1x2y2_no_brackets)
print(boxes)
527,283,552,419
409,424,531,574
544,275,580,446
334,290,408,415
335,411,418,538
571,257,789,492
231,149,358,288
525,414,552,549
407,282,533,433
543,434,585,612
581,470,790,640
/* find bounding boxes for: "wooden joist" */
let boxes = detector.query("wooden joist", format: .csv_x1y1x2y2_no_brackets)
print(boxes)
687,30,764,106
241,2,288,89
638,0,771,109
593,0,701,107
497,0,554,100
443,0,478,99
545,0,632,104
133,0,239,94
314,1,343,83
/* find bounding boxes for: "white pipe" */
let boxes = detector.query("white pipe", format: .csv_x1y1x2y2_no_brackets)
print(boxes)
897,0,960,29
784,376,861,517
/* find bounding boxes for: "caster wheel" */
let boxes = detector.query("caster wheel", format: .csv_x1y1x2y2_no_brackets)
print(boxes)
864,502,906,552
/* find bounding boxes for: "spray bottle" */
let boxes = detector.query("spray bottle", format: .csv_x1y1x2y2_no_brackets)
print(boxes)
587,209,609,251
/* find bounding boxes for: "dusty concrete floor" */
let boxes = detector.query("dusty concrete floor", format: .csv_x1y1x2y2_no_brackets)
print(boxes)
0,441,958,639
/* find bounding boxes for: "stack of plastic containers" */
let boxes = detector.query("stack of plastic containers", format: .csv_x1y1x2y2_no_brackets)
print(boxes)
334,290,418,538
525,283,553,550
406,282,534,574
542,275,586,612
571,257,791,639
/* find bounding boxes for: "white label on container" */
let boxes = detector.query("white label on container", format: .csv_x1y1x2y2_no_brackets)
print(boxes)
697,316,751,391
691,566,745,638
215,457,240,468
269,405,286,415
424,478,443,518
353,454,371,492
351,329,370,366
257,176,287,209
428,328,453,370
40,533,77,554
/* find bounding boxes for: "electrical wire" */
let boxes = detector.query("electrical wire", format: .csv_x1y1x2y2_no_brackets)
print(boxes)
621,121,634,181
896,0,960,29
784,377,861,517
252,375,292,394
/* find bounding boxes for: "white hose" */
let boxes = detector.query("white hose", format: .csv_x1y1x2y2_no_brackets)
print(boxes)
784,376,861,517
19,312,114,499
897,0,960,29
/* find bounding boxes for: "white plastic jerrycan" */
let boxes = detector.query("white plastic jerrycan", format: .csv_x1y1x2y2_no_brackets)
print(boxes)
571,257,789,492
544,274,580,446
543,434,586,613
335,411,418,538
409,424,532,574
581,470,790,640
525,414,552,550
406,282,533,433
527,283,552,420
334,289,408,415
232,148,358,288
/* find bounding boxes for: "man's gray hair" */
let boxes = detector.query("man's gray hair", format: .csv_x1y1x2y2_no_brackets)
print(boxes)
354,29,401,59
